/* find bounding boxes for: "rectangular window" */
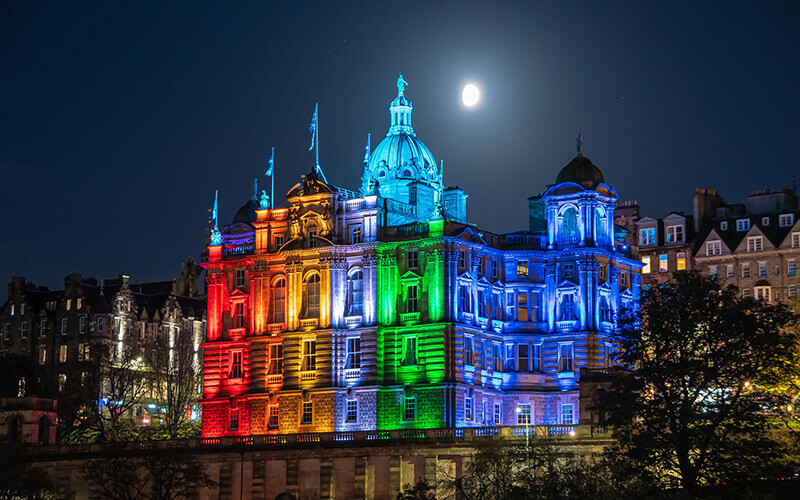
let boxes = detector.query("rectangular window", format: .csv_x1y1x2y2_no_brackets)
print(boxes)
759,262,767,278
742,263,750,279
3,324,9,341
706,240,722,256
491,260,498,279
790,285,797,298
677,252,686,271
39,319,46,338
476,290,485,317
301,340,317,371
402,336,417,366
459,286,471,315
97,317,104,332
666,225,684,243
403,396,416,420
791,260,797,277
559,344,574,372
598,264,606,281
477,257,485,275
456,250,465,269
564,263,575,278
59,345,67,363
641,256,651,273
793,233,800,248
620,272,628,287
463,336,474,366
406,285,418,313
351,226,363,244
83,344,90,360
780,214,794,227
639,227,656,246
407,250,419,269
737,219,750,232
505,344,515,372
532,344,543,372
38,346,46,365
66,299,71,311
79,316,86,334
236,269,246,288
234,303,245,328
346,337,361,369
727,265,734,279
755,287,770,301
269,344,284,375
274,235,284,249
531,291,541,321
517,344,529,372
762,216,770,226
268,405,279,428
517,293,528,322
494,403,501,425
229,408,239,431
659,254,668,273
493,343,502,372
517,403,531,425
747,236,763,253
710,266,717,278
346,399,358,423
20,321,27,339
517,260,529,277
78,343,84,360
60,318,68,335
742,288,752,298
301,402,313,425
561,403,574,425
465,396,473,421
230,351,243,379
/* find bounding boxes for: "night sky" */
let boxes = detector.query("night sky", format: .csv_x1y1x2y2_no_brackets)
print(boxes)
1,1,798,299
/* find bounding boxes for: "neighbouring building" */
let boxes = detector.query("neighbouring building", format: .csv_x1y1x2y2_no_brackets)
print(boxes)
0,261,206,427
199,76,642,439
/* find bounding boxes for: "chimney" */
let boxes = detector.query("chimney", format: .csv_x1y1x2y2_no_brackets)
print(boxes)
693,188,724,233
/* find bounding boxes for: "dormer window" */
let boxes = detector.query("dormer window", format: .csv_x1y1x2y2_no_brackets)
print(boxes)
706,240,722,256
747,236,763,253
377,170,386,178
403,168,413,177
780,214,794,227
666,225,684,244
762,217,770,226
736,219,750,232
639,227,656,246
720,221,728,230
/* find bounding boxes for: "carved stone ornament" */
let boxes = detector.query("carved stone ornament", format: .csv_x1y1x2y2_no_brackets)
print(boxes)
545,264,557,276
285,261,302,273
378,255,397,267
362,254,378,267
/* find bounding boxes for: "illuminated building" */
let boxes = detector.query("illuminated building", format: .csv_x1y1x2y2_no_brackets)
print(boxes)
200,77,642,438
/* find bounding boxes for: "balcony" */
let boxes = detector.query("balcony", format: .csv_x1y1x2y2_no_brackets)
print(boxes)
344,316,362,329
228,327,247,341
344,368,361,380
399,312,420,325
556,320,578,332
300,371,316,382
475,316,489,329
267,323,285,334
266,374,283,385
490,319,504,333
300,318,319,330
461,312,474,325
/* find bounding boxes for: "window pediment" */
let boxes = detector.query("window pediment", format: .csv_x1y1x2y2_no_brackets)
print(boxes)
400,270,423,283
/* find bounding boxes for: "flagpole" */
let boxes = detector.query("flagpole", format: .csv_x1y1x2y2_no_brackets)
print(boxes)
270,147,275,209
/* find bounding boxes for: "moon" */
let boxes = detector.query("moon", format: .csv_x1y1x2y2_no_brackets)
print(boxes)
461,83,480,107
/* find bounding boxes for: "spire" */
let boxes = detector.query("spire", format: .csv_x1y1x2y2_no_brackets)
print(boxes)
389,74,414,136
210,190,222,246
577,133,583,156
363,133,371,163
253,178,258,200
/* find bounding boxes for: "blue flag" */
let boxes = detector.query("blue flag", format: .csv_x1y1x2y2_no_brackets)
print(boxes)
266,147,274,176
309,103,318,151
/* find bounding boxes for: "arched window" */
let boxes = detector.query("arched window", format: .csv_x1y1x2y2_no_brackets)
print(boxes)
37,415,51,445
403,168,413,177
599,296,613,323
377,170,386,179
304,274,321,319
271,278,286,324
595,208,606,241
307,224,318,249
347,271,364,316
559,294,578,321
560,207,579,243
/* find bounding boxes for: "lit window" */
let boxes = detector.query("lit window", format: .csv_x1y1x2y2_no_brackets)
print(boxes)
406,285,418,313
228,408,239,431
494,403,501,425
351,226,363,244
780,214,794,227
736,219,750,232
236,269,246,288
755,287,770,302
301,340,316,371
759,262,767,278
641,256,651,273
346,399,358,423
742,263,750,279
304,274,320,319
559,344,574,372
9,304,14,316
59,345,67,363
403,396,416,420
268,344,284,375
233,303,245,328
747,236,763,253
517,260,529,277
301,402,313,425
561,403,574,425
639,227,656,246
659,254,668,273
706,240,722,256
401,336,417,366
229,351,243,379
463,336,474,366
407,250,419,269
268,405,279,428
517,344,529,372
727,265,734,279
66,299,71,311
710,266,717,278
58,374,66,392
38,346,46,365
789,260,796,277
517,293,528,322
666,225,684,243
345,337,361,369
465,395,473,421
517,403,531,425
271,279,286,324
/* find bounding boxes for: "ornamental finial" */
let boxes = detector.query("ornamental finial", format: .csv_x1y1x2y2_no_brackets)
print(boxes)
397,73,408,96
577,133,583,156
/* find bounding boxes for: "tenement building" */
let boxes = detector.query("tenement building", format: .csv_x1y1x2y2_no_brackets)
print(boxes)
629,187,800,300
200,76,642,438
0,261,206,425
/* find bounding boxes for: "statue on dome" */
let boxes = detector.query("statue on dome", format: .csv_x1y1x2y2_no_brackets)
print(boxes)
259,190,270,209
397,73,408,95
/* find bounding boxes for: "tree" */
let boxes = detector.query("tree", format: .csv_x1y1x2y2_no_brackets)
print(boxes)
602,271,799,490
397,480,436,500
147,453,216,500
151,327,202,439
0,434,59,499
